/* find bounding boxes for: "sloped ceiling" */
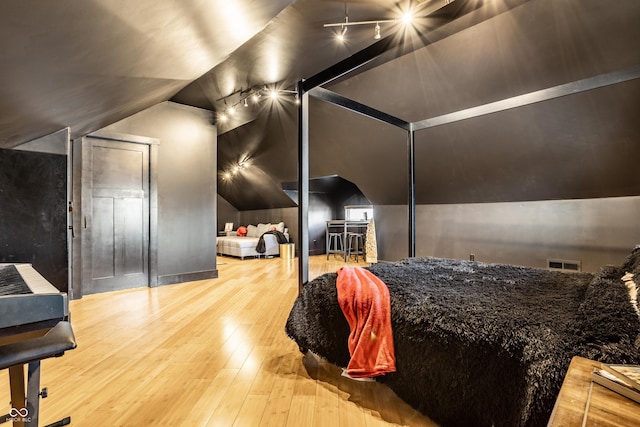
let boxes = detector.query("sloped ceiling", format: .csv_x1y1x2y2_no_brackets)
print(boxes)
0,0,294,147
0,0,406,148
218,0,640,207
2,0,638,211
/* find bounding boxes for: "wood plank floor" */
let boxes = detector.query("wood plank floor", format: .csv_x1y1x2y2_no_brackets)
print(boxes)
1,256,437,426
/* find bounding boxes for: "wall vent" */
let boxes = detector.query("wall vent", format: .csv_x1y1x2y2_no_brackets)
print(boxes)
547,259,582,272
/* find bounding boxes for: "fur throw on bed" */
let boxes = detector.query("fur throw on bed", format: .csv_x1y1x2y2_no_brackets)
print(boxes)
285,250,640,427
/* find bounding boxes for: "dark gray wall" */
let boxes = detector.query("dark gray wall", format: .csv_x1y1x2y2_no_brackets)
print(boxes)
375,196,640,272
101,102,217,283
217,194,240,233
0,148,68,290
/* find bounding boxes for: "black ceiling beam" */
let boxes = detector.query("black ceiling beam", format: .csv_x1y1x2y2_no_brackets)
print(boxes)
300,33,397,93
309,87,411,131
299,0,493,93
413,65,640,131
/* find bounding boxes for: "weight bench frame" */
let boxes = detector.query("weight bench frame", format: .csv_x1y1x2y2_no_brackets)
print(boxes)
0,322,76,427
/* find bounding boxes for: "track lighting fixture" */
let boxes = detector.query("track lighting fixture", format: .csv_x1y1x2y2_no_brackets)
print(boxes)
323,1,413,41
215,83,299,125
221,158,252,181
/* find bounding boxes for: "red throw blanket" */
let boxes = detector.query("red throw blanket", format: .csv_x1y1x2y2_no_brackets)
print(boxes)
336,266,396,378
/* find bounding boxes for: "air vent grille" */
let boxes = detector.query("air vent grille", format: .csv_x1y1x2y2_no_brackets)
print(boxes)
547,259,581,272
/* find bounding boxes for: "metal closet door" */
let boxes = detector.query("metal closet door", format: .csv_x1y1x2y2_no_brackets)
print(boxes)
82,137,149,294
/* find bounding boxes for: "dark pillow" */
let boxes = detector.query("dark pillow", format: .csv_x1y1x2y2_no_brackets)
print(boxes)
575,265,640,363
621,245,640,277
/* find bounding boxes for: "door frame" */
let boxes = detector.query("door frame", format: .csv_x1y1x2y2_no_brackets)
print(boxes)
71,130,159,299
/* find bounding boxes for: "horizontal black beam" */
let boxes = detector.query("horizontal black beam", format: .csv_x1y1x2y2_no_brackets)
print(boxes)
412,65,640,131
300,34,397,93
310,87,411,131
300,0,497,93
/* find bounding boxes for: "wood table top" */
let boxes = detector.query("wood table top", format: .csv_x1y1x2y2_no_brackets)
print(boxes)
548,356,640,426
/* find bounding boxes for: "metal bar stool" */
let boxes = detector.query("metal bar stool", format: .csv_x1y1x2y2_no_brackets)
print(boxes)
346,232,365,262
326,232,344,260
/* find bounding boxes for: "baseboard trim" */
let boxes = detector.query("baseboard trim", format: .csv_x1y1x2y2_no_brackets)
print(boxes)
155,269,219,287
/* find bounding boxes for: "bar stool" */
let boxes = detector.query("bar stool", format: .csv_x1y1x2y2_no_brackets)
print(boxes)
326,232,344,260
346,232,364,262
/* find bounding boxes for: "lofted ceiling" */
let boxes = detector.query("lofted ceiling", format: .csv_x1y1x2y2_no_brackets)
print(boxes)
0,0,413,147
217,0,640,209
3,0,638,211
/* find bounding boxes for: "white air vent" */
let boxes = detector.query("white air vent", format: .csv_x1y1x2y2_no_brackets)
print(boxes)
547,259,582,272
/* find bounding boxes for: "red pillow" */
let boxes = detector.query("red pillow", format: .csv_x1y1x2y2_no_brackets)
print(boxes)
237,226,247,236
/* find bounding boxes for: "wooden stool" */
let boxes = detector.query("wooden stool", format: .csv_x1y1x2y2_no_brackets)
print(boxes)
346,232,364,262
326,232,344,260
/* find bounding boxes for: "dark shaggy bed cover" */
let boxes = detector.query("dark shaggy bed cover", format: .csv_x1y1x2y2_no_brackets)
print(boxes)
285,249,640,427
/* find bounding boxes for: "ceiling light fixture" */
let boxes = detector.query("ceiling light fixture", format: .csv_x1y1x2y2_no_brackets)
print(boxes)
222,158,252,181
215,84,299,125
324,1,414,41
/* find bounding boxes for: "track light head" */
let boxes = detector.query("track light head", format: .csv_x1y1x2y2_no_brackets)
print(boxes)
402,11,413,25
337,25,347,42
374,22,381,39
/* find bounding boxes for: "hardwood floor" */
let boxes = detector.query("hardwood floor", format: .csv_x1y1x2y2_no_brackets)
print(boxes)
1,256,437,426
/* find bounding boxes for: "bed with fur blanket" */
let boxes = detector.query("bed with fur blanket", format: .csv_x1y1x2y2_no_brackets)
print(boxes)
285,248,640,427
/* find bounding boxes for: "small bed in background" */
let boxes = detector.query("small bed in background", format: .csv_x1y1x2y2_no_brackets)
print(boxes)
217,222,289,259
285,247,640,427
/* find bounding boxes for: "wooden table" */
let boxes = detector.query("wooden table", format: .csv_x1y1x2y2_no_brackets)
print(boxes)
548,356,640,426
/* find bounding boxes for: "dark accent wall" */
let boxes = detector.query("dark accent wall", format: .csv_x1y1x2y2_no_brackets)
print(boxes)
217,194,240,233
0,148,68,290
100,102,218,284
375,197,640,273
